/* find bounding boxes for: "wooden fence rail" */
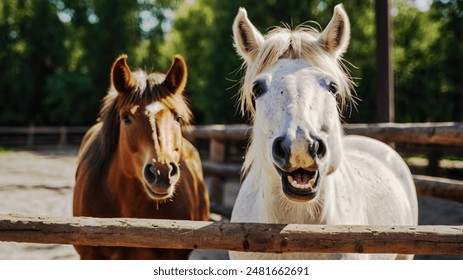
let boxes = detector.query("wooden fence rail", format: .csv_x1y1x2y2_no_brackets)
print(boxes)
0,214,462,255
184,122,463,146
2,123,461,203
2,122,461,147
0,126,88,147
1,123,462,205
184,123,463,206
413,175,463,202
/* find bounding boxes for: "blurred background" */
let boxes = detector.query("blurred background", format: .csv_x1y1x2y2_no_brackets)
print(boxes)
0,0,462,126
0,0,462,260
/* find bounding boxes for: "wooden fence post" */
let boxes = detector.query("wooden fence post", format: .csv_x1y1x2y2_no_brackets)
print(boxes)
27,125,35,148
208,138,225,206
426,147,442,177
59,126,67,147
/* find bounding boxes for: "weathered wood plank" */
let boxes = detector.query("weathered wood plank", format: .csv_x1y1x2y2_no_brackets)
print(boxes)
0,126,89,134
414,174,463,202
343,122,463,146
1,123,461,146
0,214,461,255
183,122,463,146
183,124,250,141
202,161,242,178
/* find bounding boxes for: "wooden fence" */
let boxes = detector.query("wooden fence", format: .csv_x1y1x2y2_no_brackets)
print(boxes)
1,123,462,209
182,122,463,213
1,123,462,205
0,214,462,255
0,126,88,147
0,122,462,255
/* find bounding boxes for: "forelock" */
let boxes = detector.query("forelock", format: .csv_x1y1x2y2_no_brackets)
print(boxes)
239,25,354,119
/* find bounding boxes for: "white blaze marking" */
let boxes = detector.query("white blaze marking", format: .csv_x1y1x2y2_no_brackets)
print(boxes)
145,102,164,161
130,105,139,115
145,102,164,116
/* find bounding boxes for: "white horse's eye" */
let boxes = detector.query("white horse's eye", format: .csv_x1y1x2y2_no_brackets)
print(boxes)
252,79,267,99
329,82,338,95
319,78,339,96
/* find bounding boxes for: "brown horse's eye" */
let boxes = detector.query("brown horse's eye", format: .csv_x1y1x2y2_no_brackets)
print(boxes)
175,114,182,123
121,114,132,125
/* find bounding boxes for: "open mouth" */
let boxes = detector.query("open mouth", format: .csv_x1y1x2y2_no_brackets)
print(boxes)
279,168,320,202
144,182,173,200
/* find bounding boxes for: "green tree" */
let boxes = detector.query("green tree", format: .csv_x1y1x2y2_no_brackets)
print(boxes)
0,0,461,126
52,0,180,125
0,0,180,125
429,0,463,121
0,0,67,125
393,2,443,122
166,0,376,124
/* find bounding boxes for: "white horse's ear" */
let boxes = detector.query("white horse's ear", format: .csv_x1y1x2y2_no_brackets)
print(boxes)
233,7,264,64
318,4,350,57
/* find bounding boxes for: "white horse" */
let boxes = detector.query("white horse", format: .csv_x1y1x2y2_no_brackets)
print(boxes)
229,4,418,260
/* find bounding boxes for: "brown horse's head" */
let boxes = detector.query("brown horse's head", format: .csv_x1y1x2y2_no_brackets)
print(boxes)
108,54,191,200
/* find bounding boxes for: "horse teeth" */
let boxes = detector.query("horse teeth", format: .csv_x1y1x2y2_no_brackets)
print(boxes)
309,178,316,187
291,181,309,189
288,173,316,189
287,175,294,184
291,180,297,187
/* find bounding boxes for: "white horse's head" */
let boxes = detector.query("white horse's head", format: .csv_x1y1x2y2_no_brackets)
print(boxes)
234,5,354,203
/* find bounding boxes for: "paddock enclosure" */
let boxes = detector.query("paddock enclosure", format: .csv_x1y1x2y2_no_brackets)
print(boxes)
0,122,462,259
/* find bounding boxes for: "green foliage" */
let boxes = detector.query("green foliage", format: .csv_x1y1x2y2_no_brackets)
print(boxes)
0,0,67,125
0,146,11,153
0,0,461,126
168,0,377,123
0,0,179,125
429,0,463,121
394,2,442,122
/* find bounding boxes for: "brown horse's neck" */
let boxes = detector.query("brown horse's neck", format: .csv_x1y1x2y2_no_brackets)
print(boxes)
105,147,148,216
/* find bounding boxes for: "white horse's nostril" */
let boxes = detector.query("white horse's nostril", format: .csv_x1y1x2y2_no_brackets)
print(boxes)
310,137,326,158
310,141,319,156
272,136,290,169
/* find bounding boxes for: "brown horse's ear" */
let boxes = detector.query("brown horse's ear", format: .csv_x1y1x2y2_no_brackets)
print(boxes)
163,55,187,95
111,54,137,94
318,4,350,58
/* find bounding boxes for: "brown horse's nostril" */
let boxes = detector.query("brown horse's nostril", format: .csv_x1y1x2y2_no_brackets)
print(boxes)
143,164,157,184
169,162,179,178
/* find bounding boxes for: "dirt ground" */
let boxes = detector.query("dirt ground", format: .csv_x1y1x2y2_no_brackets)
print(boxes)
0,148,461,260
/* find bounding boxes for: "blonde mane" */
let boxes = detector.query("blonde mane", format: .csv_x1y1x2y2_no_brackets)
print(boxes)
239,25,355,120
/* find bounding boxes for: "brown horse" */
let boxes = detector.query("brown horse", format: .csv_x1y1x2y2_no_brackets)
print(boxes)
73,55,209,259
